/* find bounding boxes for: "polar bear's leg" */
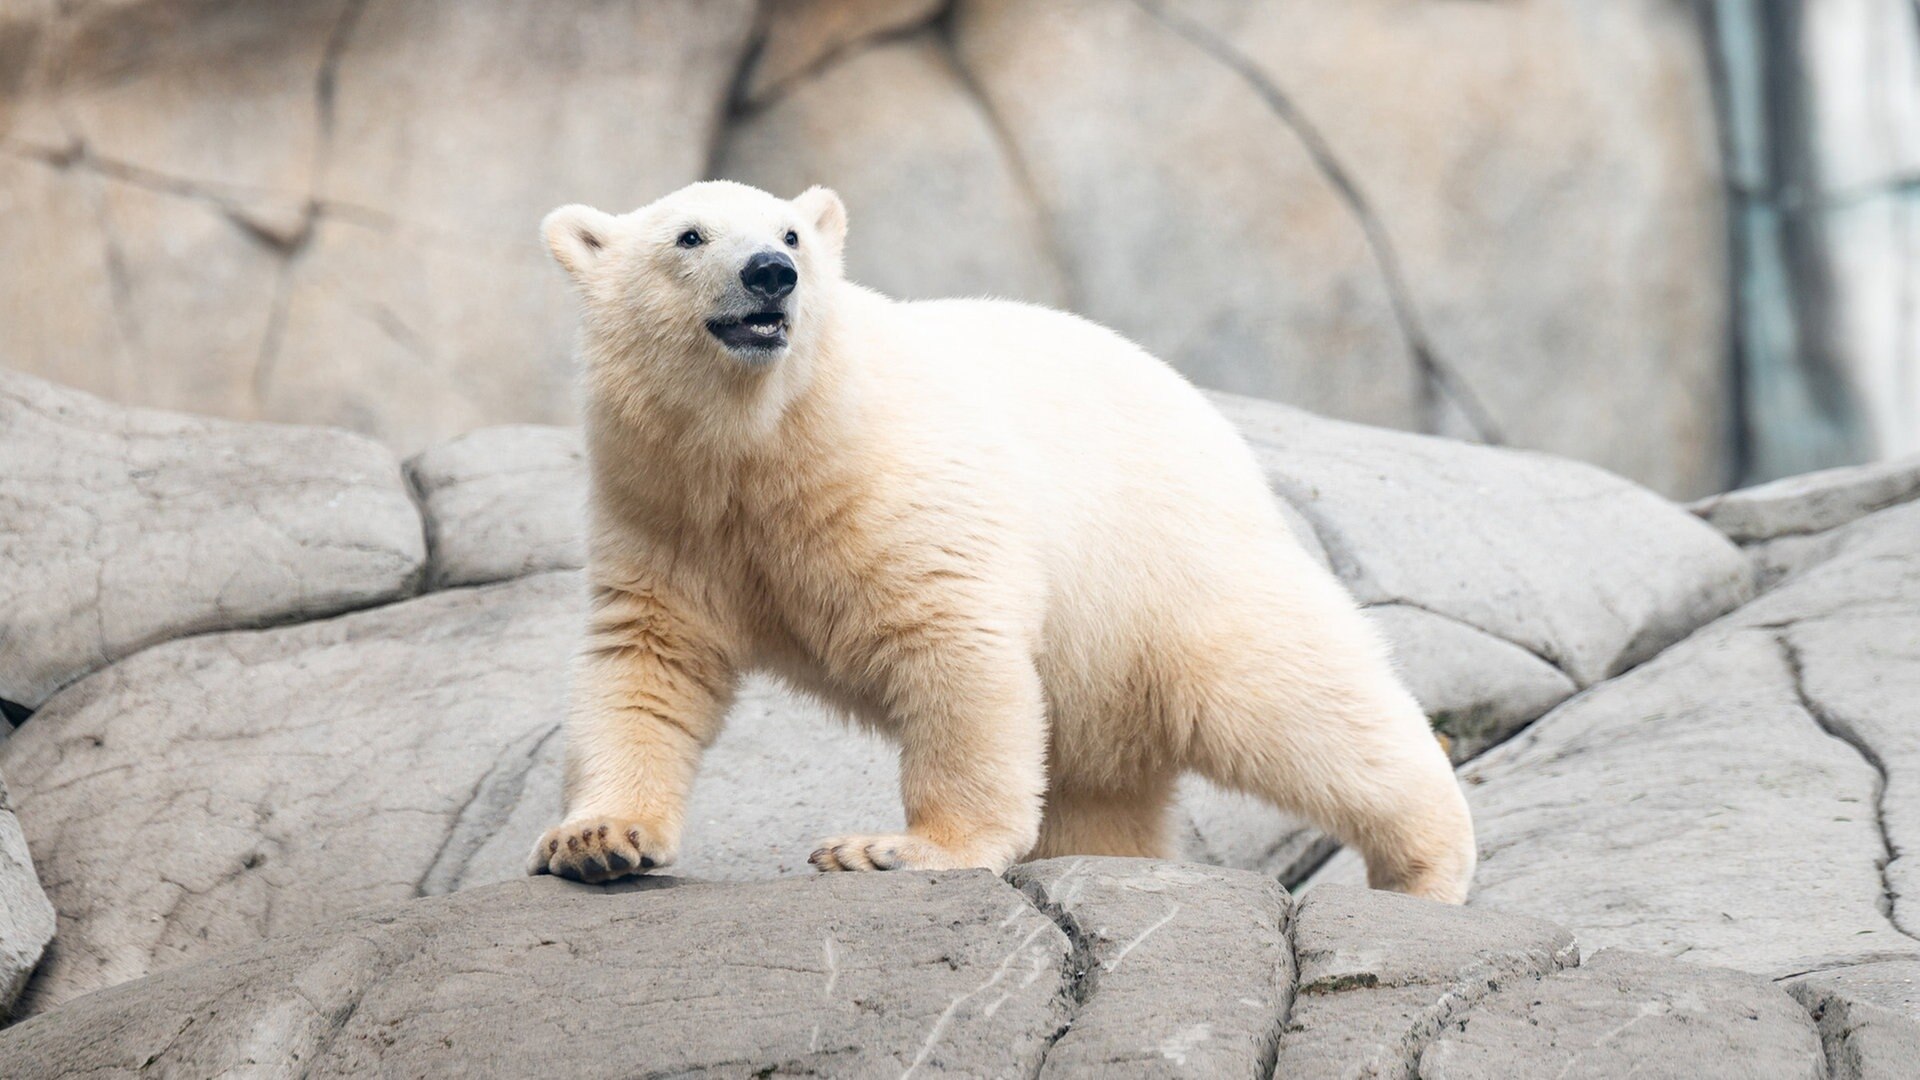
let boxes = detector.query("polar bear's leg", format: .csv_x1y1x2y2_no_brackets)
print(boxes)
1185,662,1475,903
1027,775,1177,860
811,648,1048,874
528,581,738,883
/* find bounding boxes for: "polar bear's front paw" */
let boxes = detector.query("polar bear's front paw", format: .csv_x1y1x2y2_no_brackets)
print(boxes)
808,833,991,873
528,818,674,883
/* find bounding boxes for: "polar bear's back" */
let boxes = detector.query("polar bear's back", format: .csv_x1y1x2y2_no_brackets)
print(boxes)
848,290,1329,637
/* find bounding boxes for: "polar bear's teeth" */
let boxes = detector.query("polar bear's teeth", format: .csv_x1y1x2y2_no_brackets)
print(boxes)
750,322,779,336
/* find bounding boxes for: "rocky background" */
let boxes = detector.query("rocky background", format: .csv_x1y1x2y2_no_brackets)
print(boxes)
2,0,1913,499
6,0,1920,1074
3,367,1920,1073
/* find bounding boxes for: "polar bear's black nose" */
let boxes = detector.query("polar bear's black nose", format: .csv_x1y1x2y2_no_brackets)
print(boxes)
741,250,798,300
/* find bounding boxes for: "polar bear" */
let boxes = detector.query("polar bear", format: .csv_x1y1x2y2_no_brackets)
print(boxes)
528,180,1475,902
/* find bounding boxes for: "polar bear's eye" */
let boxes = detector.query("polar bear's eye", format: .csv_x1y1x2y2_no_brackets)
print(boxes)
676,229,703,248
784,230,800,248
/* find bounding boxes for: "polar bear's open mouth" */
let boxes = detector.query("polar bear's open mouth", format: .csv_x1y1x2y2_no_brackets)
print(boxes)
706,310,789,353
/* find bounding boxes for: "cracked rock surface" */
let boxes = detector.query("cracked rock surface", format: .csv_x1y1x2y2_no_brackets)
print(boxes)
1,0,1730,495
1007,857,1293,1076
1788,960,1920,1080
0,864,1855,1078
0,369,423,710
1691,453,1920,588
1315,492,1920,978
404,424,586,589
1418,948,1825,1079
2,357,1916,1069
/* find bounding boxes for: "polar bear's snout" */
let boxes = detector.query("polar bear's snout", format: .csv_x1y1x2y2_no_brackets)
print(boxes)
741,250,798,301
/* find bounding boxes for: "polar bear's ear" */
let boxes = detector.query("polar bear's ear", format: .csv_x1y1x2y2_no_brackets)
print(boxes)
793,186,847,261
542,204,617,282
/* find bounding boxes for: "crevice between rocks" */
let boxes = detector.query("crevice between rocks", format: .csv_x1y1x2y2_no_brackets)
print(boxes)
1363,598,1573,687
19,561,581,718
728,0,954,119
1290,926,1581,1077
1778,632,1918,942
1002,873,1099,1078
416,723,561,896
1128,0,1505,446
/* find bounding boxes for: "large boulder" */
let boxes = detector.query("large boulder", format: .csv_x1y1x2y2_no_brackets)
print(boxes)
1314,497,1920,976
0,872,1076,1078
0,864,1841,1077
1215,392,1753,689
404,425,586,589
0,571,908,1015
0,369,423,710
949,0,1728,495
2,0,1731,495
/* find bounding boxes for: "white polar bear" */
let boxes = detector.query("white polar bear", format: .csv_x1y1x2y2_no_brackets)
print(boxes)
528,180,1475,902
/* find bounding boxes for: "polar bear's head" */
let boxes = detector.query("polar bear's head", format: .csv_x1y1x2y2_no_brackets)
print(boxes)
543,181,848,382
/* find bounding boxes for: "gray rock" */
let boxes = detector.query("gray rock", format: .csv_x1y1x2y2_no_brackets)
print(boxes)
1274,884,1576,1078
1750,505,1920,931
0,872,1075,1079
1006,857,1292,1077
1418,949,1825,1079
405,424,586,589
1691,453,1920,542
717,32,1069,308
1315,500,1920,976
0,0,756,452
1213,391,1754,687
1788,960,1920,1080
1692,454,1920,588
950,0,1729,496
1146,0,1729,496
1,572,580,1016
950,0,1422,431
0,773,54,1020
0,571,913,1015
741,0,949,105
0,368,424,709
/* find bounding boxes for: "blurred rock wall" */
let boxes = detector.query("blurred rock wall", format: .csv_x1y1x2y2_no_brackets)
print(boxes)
0,0,1732,495
1709,0,1920,483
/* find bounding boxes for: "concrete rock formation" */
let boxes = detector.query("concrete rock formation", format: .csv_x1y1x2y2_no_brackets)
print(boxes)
0,0,1731,494
0,870,1871,1078
1317,453,1920,980
1,370,1917,1069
